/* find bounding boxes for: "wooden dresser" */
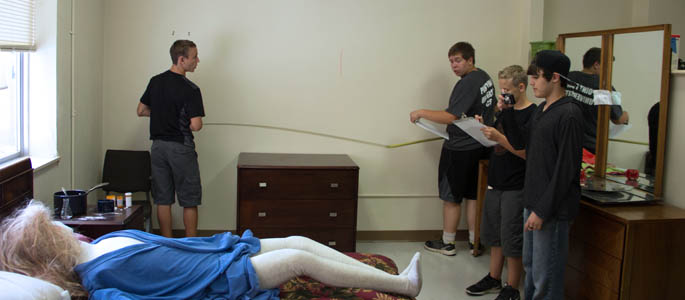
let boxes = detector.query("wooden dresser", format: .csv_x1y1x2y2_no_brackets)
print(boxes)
565,200,685,299
237,153,359,252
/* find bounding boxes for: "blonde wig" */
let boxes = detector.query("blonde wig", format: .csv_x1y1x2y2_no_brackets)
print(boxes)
0,201,86,296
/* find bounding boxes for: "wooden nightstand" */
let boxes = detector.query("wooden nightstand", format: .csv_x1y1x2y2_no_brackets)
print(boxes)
237,153,359,252
58,205,145,239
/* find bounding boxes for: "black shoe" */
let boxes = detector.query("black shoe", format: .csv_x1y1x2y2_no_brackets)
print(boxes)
494,285,520,300
423,239,457,256
469,242,485,255
465,273,502,296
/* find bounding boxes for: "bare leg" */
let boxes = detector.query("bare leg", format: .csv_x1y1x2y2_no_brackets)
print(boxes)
489,246,505,279
506,256,523,289
251,249,422,297
443,201,461,234
258,236,389,275
183,206,198,237
466,199,477,238
157,204,172,238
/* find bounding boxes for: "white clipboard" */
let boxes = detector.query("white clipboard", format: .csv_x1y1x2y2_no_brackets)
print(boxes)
452,118,498,147
415,119,449,139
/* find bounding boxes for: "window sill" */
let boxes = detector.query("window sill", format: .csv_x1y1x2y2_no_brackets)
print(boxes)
31,155,60,174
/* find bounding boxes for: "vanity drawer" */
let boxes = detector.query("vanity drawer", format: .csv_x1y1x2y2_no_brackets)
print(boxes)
567,236,622,292
239,199,356,228
570,207,625,259
565,264,618,300
243,228,355,252
238,169,358,201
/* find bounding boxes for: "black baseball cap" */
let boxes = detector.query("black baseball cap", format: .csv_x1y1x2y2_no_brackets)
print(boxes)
527,50,571,77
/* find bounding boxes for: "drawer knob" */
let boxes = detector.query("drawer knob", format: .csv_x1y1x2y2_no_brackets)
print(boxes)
257,212,267,217
330,183,339,188
329,212,338,217
258,182,267,188
328,241,337,246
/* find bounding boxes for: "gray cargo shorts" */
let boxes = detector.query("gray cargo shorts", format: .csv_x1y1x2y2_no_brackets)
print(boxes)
150,139,202,207
480,188,524,257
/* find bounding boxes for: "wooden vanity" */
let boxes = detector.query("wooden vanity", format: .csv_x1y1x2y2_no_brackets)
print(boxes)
564,200,685,299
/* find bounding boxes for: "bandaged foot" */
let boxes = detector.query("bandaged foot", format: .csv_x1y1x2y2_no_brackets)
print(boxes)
404,252,422,297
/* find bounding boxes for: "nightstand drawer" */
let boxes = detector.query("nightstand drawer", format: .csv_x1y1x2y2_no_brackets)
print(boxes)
243,228,355,252
238,169,357,201
239,200,355,228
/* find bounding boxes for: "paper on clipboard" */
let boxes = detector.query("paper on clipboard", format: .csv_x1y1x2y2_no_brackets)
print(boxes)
452,118,498,147
415,119,449,139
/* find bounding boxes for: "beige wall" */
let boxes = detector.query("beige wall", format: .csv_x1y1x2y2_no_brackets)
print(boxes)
100,0,540,231
664,72,685,208
33,0,105,208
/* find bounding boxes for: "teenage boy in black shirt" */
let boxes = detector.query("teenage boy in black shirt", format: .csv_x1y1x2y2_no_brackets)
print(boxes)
137,40,205,238
522,50,583,300
410,42,495,256
465,65,536,299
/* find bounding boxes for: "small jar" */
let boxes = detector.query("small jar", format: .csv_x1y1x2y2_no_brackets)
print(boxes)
125,192,132,208
116,195,124,209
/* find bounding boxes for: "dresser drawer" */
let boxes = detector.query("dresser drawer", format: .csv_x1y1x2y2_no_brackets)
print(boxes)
570,207,625,259
565,264,618,300
239,199,355,228
567,236,622,292
243,228,355,252
238,169,357,201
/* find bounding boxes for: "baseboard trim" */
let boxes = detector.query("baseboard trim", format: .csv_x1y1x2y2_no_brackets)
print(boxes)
356,230,468,241
155,229,469,242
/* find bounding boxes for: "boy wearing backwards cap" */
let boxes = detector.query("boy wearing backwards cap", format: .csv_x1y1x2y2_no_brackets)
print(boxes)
521,50,583,299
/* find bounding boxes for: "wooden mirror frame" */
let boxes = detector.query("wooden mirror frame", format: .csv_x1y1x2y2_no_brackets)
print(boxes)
556,24,671,198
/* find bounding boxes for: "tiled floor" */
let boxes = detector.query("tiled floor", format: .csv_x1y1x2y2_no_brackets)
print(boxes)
357,240,514,300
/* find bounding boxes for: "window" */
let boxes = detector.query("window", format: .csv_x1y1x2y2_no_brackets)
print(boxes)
0,51,27,164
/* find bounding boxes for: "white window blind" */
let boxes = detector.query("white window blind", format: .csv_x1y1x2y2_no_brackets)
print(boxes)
0,0,37,51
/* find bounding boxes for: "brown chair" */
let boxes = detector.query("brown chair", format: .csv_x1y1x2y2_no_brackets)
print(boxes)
102,150,152,232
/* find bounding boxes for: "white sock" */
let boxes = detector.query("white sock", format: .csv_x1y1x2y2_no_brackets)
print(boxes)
405,252,422,297
442,231,456,244
469,231,475,244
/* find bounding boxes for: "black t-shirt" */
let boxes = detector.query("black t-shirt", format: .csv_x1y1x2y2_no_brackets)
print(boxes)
140,70,205,146
523,96,584,221
444,68,496,151
566,71,623,153
487,104,537,190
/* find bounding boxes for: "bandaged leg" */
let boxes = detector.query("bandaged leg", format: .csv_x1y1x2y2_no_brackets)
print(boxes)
258,236,387,275
251,249,421,297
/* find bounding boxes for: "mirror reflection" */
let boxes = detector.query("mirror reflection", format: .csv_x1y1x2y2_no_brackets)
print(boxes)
608,30,664,175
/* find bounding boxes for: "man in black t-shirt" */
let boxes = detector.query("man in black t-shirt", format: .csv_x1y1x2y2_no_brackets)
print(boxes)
137,40,205,238
566,47,629,153
410,42,495,257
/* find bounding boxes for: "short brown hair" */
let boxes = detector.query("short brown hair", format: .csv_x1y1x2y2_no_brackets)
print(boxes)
169,40,197,65
448,42,475,64
498,65,528,87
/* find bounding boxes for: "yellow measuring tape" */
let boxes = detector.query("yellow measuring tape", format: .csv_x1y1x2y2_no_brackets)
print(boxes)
204,122,443,148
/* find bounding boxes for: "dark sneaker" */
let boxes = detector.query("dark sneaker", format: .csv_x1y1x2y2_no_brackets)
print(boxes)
494,285,520,300
469,242,485,255
465,273,502,295
423,239,457,256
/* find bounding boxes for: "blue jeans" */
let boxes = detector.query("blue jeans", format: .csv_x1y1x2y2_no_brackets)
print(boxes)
522,209,569,300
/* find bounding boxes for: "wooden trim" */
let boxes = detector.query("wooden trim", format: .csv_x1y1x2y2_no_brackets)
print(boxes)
654,24,672,198
558,24,670,39
356,230,466,241
594,34,614,178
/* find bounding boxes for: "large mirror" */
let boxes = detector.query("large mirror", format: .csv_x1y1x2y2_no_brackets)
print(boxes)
558,25,671,199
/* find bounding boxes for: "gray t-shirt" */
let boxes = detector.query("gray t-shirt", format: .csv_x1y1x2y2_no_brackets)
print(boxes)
443,68,496,150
